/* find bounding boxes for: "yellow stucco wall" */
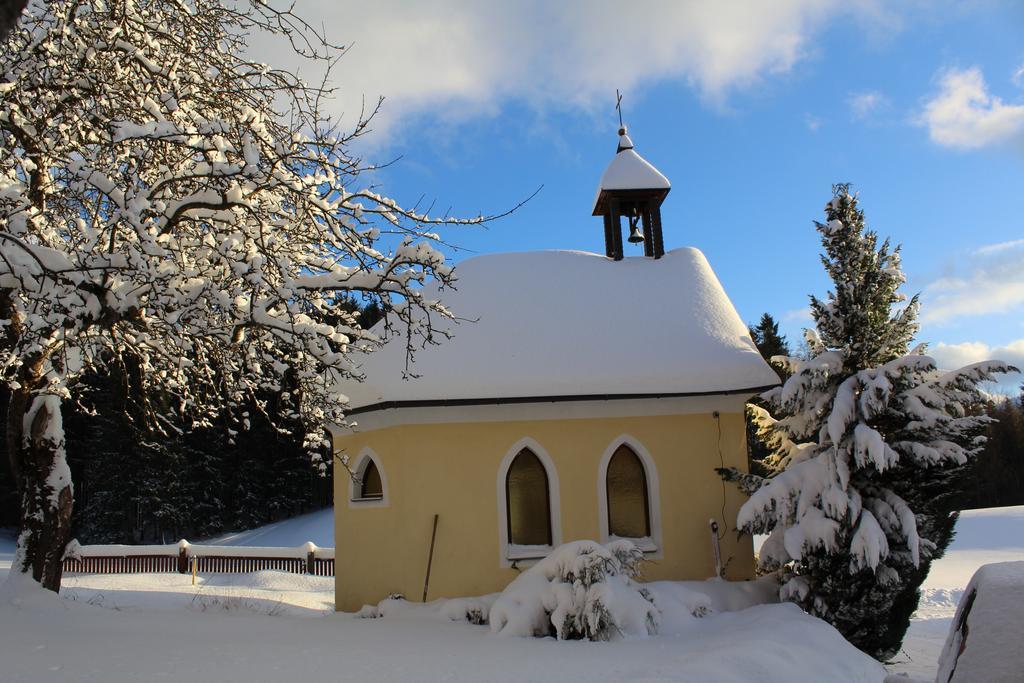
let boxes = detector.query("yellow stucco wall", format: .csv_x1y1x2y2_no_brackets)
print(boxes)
333,410,754,612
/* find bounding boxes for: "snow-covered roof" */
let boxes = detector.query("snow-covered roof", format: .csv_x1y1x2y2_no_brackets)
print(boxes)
592,129,671,214
341,248,778,412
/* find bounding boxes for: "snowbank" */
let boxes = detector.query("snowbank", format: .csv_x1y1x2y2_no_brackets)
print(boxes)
648,575,780,629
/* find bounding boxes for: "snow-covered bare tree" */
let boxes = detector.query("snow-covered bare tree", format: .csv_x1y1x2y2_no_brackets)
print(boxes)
721,186,1016,658
0,0,495,590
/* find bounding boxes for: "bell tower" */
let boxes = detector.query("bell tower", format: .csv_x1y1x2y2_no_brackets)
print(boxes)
592,125,671,260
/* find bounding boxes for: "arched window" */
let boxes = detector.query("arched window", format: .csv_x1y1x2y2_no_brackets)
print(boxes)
505,448,552,546
349,449,388,507
606,444,651,539
359,459,383,500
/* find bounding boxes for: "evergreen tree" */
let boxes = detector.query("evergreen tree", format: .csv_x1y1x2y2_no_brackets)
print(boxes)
0,384,17,528
723,185,1016,659
58,349,332,544
964,388,1024,508
746,314,793,476
749,313,791,381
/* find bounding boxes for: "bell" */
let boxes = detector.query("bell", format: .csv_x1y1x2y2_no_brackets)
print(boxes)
627,221,645,244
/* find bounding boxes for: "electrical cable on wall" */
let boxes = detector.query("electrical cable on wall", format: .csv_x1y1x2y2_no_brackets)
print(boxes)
713,410,727,541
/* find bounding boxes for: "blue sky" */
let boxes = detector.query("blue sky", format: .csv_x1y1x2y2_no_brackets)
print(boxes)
275,1,1024,387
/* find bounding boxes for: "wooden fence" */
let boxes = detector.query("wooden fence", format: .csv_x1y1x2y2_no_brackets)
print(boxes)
61,541,335,577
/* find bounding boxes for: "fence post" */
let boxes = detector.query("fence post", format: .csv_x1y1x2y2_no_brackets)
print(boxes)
177,539,190,574
304,542,316,575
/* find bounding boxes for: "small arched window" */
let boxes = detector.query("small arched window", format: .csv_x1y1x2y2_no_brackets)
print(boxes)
505,448,552,546
606,444,650,539
358,459,383,500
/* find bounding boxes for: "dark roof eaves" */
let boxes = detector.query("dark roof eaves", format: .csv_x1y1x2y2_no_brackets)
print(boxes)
344,383,779,417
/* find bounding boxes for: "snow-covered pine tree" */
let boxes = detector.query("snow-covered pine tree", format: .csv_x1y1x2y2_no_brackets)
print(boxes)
724,185,1017,659
0,0,500,591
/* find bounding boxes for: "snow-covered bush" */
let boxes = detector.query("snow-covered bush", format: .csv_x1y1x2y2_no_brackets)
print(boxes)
488,540,660,640
722,186,1016,659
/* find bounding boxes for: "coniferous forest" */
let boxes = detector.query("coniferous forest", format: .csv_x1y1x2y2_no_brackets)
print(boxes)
0,302,383,543
0,371,333,544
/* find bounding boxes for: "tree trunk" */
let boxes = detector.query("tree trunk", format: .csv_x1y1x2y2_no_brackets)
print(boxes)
10,388,73,592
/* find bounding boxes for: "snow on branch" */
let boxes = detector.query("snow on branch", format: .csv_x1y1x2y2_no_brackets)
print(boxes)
0,0,511,452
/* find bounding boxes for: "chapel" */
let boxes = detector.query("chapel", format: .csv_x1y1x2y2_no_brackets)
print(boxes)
331,126,779,611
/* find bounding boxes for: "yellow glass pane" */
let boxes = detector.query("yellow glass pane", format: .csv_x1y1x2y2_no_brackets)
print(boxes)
506,449,552,546
607,445,650,538
361,460,383,499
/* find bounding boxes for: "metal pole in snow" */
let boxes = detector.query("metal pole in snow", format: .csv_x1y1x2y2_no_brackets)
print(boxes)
709,519,723,579
192,556,197,586
422,514,439,602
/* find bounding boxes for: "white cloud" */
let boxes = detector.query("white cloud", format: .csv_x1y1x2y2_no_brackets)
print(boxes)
804,114,823,132
921,238,1024,324
974,238,1024,256
919,66,1024,149
1013,63,1024,88
848,90,887,119
930,340,1022,370
249,0,888,143
930,340,1024,394
784,307,813,323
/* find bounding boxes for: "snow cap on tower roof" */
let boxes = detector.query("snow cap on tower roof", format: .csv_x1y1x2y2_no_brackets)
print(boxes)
592,126,671,215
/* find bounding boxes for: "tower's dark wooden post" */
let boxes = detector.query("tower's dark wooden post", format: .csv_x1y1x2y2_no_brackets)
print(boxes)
650,206,665,258
592,126,670,261
641,204,655,258
608,198,624,261
603,212,615,259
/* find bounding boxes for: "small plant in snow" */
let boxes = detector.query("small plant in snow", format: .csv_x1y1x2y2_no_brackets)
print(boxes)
721,185,1017,659
189,593,286,617
489,540,660,641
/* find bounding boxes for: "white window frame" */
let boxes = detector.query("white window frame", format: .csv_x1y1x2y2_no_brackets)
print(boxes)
597,435,662,556
348,447,389,509
496,437,562,567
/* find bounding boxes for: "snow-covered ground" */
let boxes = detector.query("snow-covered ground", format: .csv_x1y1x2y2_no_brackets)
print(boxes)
0,505,1020,682
201,507,333,547
0,521,885,682
0,571,883,682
